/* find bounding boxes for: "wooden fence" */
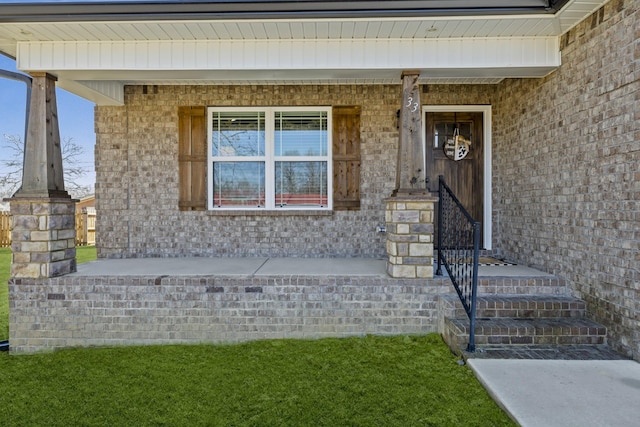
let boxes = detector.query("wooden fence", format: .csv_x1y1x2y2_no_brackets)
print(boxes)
0,211,9,248
0,208,95,248
75,207,96,246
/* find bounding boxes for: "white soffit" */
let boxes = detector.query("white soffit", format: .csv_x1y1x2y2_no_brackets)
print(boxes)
58,79,124,106
0,0,608,104
0,16,562,42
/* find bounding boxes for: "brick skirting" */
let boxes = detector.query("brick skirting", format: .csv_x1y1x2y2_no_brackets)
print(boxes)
9,275,448,352
8,274,568,353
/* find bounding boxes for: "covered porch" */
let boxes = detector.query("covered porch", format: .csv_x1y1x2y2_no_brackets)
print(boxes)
4,0,632,359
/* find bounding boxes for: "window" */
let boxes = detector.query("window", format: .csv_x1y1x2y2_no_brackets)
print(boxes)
179,105,359,212
208,107,332,210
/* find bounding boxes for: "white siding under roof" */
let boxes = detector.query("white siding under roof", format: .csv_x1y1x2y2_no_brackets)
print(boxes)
18,37,560,71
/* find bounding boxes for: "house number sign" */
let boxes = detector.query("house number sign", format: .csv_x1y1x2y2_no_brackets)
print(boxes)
406,96,419,113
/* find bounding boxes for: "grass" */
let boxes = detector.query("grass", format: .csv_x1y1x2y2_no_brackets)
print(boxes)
0,334,515,426
76,245,97,264
0,245,97,341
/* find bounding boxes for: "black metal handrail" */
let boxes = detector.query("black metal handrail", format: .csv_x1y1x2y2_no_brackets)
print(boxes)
436,175,481,352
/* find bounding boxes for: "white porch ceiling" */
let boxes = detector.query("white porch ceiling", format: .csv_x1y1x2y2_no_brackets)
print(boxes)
0,0,609,105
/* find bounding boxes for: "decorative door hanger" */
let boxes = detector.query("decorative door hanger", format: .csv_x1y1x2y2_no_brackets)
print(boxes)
444,128,471,161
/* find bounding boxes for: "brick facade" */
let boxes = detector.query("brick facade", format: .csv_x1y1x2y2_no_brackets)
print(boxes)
492,0,639,359
95,84,492,259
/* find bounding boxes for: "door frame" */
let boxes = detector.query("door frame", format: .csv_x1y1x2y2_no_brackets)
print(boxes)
422,105,492,250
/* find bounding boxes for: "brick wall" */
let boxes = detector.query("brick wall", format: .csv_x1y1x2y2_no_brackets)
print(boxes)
9,274,567,353
95,84,492,259
8,275,450,352
492,0,639,359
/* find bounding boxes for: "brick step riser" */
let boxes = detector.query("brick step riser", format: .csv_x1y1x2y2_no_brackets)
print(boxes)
449,334,606,347
444,319,607,350
441,298,587,319
449,307,586,319
437,277,569,296
474,278,569,296
446,324,607,340
474,285,569,295
446,319,607,336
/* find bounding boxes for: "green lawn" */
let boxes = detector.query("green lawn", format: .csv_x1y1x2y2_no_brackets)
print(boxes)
0,245,97,341
76,245,97,264
0,334,514,426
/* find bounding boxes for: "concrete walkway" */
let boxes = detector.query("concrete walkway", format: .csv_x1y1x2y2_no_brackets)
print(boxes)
469,359,640,427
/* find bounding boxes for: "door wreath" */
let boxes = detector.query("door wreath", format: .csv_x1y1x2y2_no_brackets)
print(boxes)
443,128,471,161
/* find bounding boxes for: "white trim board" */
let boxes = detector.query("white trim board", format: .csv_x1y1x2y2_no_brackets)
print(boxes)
17,38,560,72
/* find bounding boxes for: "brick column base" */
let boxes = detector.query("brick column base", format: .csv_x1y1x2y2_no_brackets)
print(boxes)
9,198,77,278
385,195,437,278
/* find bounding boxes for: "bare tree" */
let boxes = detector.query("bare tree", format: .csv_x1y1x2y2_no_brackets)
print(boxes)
0,134,93,202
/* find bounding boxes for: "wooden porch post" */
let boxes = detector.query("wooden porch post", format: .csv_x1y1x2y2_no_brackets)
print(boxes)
394,70,426,195
385,71,436,278
6,72,77,278
14,72,69,199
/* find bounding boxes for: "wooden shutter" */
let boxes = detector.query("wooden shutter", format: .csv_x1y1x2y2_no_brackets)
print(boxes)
178,106,207,211
333,106,361,210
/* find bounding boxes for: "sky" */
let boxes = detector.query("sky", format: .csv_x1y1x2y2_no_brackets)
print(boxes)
0,53,96,193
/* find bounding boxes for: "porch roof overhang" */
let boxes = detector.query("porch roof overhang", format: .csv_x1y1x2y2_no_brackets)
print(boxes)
0,0,608,105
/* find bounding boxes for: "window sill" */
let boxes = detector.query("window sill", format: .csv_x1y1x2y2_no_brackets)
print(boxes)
206,209,334,217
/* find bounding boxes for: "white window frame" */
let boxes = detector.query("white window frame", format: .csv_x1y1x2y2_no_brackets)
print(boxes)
207,106,333,211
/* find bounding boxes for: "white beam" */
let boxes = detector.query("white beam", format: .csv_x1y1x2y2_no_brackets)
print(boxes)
17,37,560,74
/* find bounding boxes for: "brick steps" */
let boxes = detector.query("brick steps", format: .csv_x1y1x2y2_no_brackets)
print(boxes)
445,317,606,347
452,295,587,319
441,294,613,358
475,277,568,295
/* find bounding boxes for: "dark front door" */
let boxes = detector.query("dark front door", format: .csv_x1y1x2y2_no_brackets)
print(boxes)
425,112,484,244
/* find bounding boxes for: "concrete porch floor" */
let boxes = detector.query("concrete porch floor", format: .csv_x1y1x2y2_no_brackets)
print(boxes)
74,257,553,278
